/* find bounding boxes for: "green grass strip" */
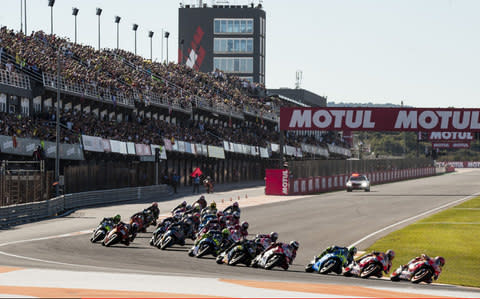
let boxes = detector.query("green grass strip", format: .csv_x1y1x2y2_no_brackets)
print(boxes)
364,196,480,287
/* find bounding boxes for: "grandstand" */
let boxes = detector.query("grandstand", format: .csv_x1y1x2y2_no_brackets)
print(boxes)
0,26,351,199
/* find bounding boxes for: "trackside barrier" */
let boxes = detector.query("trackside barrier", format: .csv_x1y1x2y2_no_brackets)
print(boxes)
0,184,169,227
282,167,436,196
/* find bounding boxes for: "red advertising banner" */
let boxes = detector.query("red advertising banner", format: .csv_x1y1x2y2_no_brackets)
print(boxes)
280,107,480,132
265,169,289,195
428,132,474,141
432,142,471,149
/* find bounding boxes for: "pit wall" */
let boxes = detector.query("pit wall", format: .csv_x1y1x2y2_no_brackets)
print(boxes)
267,167,436,196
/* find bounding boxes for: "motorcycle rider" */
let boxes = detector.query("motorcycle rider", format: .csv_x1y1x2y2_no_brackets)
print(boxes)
357,249,395,276
225,211,241,228
91,214,121,242
254,232,279,250
399,254,445,282
145,202,160,224
189,228,228,257
172,201,187,214
100,214,121,226
191,195,207,211
201,202,218,217
317,245,357,266
256,240,300,266
223,202,241,216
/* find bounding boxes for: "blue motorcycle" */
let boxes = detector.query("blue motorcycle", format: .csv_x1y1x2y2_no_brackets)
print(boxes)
305,250,349,275
189,230,223,258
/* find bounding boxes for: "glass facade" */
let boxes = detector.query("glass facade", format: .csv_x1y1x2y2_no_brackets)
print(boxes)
214,19,253,34
214,38,253,53
214,57,253,73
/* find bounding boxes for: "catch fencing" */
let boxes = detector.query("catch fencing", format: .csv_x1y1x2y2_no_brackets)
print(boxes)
0,184,169,227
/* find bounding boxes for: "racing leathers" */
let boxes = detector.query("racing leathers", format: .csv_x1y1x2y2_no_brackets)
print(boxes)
318,245,355,266
402,254,442,282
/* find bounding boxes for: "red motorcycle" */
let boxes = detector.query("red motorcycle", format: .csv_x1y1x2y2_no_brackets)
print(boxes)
102,222,130,247
251,244,292,270
390,259,439,283
344,254,389,278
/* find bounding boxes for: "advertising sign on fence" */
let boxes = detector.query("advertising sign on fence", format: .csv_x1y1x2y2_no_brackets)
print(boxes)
265,169,289,195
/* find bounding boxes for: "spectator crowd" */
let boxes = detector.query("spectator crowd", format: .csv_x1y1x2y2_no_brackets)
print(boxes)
0,26,349,154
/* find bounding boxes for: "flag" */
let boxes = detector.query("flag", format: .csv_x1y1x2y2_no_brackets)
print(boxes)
40,140,45,149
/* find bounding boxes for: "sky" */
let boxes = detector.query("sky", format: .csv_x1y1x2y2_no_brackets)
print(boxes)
1,0,479,108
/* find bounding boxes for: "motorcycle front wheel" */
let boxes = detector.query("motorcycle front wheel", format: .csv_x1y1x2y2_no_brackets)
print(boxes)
104,233,119,247
229,252,245,266
305,263,314,273
360,263,381,278
160,236,174,250
196,243,212,258
265,255,281,270
91,230,105,243
411,268,432,284
319,259,337,274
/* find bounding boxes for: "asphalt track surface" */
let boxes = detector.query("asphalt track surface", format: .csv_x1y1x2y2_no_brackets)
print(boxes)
1,169,480,296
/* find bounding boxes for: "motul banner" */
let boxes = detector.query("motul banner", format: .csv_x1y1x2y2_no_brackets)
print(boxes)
429,132,474,141
265,169,289,195
432,142,470,149
280,107,480,132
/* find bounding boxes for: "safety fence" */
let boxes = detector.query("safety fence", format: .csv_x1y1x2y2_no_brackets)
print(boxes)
0,184,169,227
289,167,436,195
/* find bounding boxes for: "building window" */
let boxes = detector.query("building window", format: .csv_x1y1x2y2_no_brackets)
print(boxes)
214,57,253,73
214,38,253,53
239,76,254,82
214,19,253,34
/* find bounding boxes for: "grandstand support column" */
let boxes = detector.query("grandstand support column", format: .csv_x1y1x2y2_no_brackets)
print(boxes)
55,49,61,197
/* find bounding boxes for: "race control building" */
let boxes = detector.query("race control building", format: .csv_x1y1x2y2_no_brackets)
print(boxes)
179,1,266,84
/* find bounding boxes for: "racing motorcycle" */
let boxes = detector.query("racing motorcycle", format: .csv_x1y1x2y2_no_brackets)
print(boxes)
102,222,130,247
189,230,223,258
149,218,176,247
217,240,263,266
343,254,386,278
90,218,114,243
159,224,186,250
251,244,292,270
390,260,438,283
305,251,347,275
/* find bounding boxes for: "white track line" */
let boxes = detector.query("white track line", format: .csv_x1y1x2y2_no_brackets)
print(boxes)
348,192,480,248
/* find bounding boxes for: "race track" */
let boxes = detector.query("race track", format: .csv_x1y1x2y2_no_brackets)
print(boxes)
1,169,480,297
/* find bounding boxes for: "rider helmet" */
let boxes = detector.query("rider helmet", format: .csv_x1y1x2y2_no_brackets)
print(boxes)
290,240,299,250
151,202,158,208
233,202,239,208
219,216,227,225
216,211,224,218
222,228,230,237
181,200,187,207
186,204,192,211
241,221,249,230
348,246,357,257
210,202,217,209
232,211,240,219
113,214,121,224
270,232,278,243
434,256,445,267
386,249,395,260
192,213,201,223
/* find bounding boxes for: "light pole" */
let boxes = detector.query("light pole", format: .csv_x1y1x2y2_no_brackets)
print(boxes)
72,8,79,44
132,24,138,55
148,31,154,61
48,0,55,35
55,48,61,197
24,0,27,34
164,31,170,63
96,8,102,51
161,28,164,63
115,16,121,50
20,0,23,33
